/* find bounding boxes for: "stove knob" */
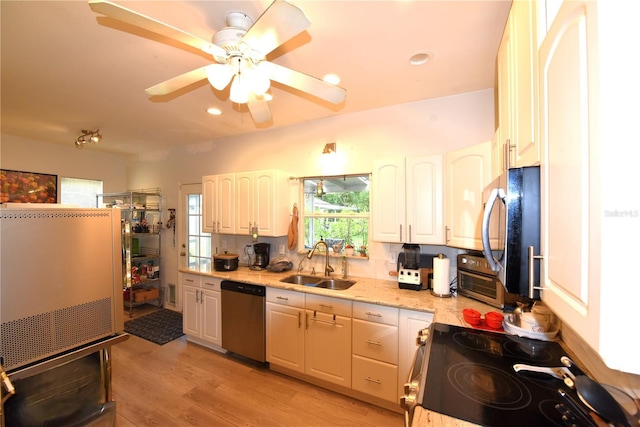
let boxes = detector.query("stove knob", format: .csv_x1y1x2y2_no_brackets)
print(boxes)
400,394,416,410
403,381,418,394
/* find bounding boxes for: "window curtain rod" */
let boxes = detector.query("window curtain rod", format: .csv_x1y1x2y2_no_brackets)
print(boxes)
289,173,371,181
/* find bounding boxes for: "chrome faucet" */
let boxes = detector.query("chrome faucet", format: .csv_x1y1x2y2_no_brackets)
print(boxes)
307,239,334,276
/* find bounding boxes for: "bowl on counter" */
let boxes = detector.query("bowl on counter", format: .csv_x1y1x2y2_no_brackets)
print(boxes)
484,311,504,329
463,308,481,325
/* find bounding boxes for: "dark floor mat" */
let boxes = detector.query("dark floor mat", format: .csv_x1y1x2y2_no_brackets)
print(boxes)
124,309,184,345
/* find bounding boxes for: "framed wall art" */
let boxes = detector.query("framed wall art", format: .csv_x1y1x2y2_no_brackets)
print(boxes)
0,169,58,203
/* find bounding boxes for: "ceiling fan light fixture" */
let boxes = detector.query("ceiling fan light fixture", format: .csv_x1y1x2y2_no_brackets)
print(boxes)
206,64,234,90
230,75,250,104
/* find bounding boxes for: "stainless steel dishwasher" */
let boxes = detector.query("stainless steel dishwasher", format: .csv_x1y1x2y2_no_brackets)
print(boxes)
220,280,266,363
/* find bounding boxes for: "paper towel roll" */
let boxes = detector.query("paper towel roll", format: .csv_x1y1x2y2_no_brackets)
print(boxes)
432,255,450,297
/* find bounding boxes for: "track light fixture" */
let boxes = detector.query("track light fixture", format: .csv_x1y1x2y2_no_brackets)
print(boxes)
75,129,102,149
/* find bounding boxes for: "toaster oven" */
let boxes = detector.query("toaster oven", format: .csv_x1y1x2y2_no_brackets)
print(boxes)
456,253,518,309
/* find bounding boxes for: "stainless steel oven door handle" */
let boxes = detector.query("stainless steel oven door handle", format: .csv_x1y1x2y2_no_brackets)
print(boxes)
400,343,424,427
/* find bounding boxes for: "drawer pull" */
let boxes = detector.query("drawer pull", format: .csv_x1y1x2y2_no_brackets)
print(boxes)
365,377,382,385
365,311,382,318
185,278,194,283
319,303,334,309
365,340,382,346
276,296,289,301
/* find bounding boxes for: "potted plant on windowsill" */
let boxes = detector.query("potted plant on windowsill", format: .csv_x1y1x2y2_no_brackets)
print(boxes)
344,244,355,256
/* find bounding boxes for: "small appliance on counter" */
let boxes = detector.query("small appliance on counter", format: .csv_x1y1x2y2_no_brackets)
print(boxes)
214,253,239,271
251,242,270,270
397,244,434,291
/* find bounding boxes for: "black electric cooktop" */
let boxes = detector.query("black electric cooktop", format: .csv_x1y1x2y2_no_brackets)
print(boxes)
421,323,591,427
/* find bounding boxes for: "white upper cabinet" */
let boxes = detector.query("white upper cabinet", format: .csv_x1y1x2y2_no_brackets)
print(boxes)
444,141,492,250
497,0,540,169
372,155,444,244
202,173,234,234
235,169,290,237
539,0,640,375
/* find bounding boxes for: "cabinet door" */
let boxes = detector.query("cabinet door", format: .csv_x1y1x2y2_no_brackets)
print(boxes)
305,311,352,387
253,170,276,237
512,0,539,167
182,284,201,337
406,155,444,244
398,309,433,401
371,158,405,242
201,288,222,346
235,172,253,236
202,175,217,233
266,302,305,373
217,173,235,234
497,10,514,171
539,0,600,360
444,141,492,250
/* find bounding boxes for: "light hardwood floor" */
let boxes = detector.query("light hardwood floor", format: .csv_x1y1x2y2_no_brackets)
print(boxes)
115,306,403,426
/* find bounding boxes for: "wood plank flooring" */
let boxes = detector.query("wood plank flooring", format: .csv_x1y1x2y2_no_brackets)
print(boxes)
115,306,403,426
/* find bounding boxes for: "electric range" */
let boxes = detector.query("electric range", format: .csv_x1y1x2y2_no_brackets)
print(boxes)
413,323,592,427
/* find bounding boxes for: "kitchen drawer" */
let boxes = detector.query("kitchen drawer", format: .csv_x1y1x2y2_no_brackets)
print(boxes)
352,319,398,364
305,294,352,317
181,273,201,288
201,277,222,291
266,287,305,308
352,354,398,403
353,302,398,326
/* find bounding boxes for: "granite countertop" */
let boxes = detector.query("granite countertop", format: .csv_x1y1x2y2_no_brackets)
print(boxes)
180,266,500,427
180,266,498,324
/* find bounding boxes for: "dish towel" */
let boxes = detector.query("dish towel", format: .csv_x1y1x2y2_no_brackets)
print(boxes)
288,204,298,250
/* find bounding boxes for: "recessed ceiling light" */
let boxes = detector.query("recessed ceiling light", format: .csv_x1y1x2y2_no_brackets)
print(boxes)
323,73,340,85
206,107,222,115
410,52,432,66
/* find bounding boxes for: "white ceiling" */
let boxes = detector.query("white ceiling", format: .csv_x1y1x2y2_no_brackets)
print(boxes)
1,0,510,155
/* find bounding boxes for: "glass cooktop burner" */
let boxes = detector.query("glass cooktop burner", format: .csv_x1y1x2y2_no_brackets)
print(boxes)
420,323,589,427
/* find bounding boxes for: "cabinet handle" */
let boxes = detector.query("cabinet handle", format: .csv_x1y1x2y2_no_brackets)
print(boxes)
276,296,289,301
305,312,309,330
528,246,545,299
365,312,382,318
185,278,194,283
298,311,302,329
319,303,333,309
365,340,382,346
311,317,337,326
195,289,200,303
365,377,382,385
399,224,403,242
408,224,412,242
445,226,450,243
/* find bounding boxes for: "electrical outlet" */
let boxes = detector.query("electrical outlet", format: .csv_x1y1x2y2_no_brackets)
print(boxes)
389,252,396,262
279,244,286,255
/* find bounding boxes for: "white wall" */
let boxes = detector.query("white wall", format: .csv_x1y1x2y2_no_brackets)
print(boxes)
124,89,496,297
0,134,128,194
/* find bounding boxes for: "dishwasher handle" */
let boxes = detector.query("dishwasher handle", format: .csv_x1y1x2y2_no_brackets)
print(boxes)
221,280,266,297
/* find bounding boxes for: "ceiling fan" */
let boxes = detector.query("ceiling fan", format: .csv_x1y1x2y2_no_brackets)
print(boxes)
88,0,346,123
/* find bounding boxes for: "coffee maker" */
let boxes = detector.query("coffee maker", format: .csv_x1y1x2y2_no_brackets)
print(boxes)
253,243,270,269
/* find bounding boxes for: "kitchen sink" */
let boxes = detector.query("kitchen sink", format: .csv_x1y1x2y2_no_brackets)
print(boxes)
279,275,356,290
315,279,356,290
280,274,323,285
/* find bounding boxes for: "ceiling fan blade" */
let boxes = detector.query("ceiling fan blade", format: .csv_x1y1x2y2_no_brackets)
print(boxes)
242,0,311,56
247,94,273,123
145,66,208,96
88,0,226,57
267,62,346,105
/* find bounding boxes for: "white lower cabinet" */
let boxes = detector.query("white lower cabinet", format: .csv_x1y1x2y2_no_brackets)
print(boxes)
182,274,222,349
398,308,434,401
266,288,305,373
351,302,399,402
304,294,352,388
266,288,434,406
